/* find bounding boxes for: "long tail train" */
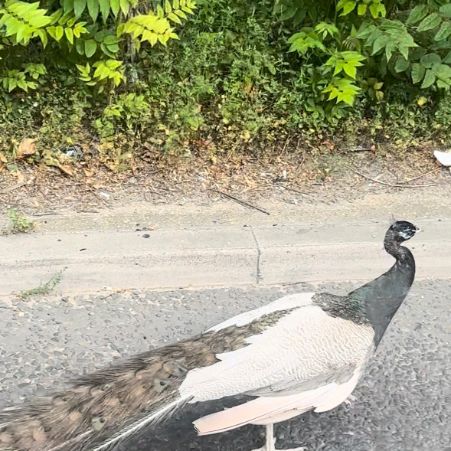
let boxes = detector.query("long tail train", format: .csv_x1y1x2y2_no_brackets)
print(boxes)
0,335,222,451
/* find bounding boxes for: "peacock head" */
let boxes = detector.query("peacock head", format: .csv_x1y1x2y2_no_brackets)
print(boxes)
387,220,419,243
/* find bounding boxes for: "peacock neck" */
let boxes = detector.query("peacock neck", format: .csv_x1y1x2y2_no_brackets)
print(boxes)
348,238,415,346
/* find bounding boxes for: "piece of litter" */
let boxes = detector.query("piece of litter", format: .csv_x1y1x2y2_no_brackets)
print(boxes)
433,150,451,167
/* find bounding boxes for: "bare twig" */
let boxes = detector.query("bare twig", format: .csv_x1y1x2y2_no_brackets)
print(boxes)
353,170,436,188
277,184,308,195
30,212,58,217
281,137,291,155
211,189,270,215
349,146,373,152
402,169,436,184
0,182,27,195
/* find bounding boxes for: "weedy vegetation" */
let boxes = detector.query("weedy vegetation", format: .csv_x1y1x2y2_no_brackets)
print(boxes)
0,0,451,169
5,208,35,233
18,269,65,300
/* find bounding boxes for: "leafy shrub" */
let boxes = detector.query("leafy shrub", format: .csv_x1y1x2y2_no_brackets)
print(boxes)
1,0,451,165
283,0,451,115
0,0,196,93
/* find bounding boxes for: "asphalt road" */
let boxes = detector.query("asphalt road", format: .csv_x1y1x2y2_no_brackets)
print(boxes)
0,281,450,451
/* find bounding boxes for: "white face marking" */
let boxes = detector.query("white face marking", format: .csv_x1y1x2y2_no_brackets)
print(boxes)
399,230,412,240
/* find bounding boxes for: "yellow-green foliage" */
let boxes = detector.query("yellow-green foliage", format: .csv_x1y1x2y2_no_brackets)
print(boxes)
0,0,196,92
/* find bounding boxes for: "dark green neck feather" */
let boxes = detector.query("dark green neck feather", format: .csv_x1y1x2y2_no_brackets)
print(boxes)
347,232,416,345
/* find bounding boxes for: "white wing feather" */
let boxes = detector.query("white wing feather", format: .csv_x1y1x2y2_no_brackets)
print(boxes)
180,302,374,403
208,292,314,332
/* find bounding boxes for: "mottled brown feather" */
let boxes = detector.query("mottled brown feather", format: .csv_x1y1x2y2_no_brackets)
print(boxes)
0,310,292,451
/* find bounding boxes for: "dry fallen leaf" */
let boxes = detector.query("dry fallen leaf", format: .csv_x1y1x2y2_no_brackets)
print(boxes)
16,138,37,160
57,163,74,177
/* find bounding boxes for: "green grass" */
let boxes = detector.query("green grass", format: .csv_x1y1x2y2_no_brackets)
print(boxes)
18,270,65,300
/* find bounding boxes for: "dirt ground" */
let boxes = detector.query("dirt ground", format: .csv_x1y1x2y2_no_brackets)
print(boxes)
0,144,450,217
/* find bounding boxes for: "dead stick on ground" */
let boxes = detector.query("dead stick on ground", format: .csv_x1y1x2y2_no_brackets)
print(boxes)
402,169,436,184
211,189,270,215
0,182,27,195
279,184,309,195
353,170,436,188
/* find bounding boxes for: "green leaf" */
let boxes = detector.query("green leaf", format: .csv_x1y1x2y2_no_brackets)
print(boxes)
434,63,451,81
105,59,121,69
65,27,74,44
372,35,388,55
314,22,339,39
17,80,28,91
174,8,187,19
74,0,86,17
110,0,120,17
63,0,74,13
53,25,64,41
73,22,87,38
421,53,441,69
436,79,450,89
411,63,425,84
156,4,164,17
103,34,117,44
421,69,435,88
105,43,119,53
49,9,63,24
66,17,77,27
385,41,396,62
343,64,357,78
369,2,385,19
394,56,409,73
406,5,428,25
444,51,451,64
164,0,172,14
56,25,64,40
99,0,110,21
31,15,53,28
398,44,411,61
181,5,193,14
339,1,356,16
85,39,97,57
288,31,325,54
7,79,17,92
439,4,451,18
75,39,85,54
322,77,360,105
417,13,442,33
36,29,48,47
357,3,367,16
87,0,99,21
120,0,129,15
434,22,451,41
167,12,181,23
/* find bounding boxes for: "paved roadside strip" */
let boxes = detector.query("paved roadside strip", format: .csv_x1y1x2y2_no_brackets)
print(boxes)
1,217,450,296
